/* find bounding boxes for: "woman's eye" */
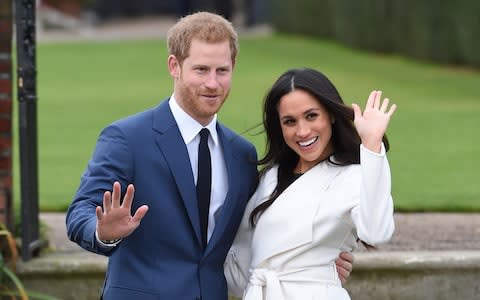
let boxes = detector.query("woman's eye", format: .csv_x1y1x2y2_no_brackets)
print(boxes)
306,113,318,120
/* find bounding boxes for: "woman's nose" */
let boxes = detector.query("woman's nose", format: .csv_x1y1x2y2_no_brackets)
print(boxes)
296,121,310,137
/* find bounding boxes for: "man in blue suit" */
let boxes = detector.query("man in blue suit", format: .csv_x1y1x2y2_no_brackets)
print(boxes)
66,12,352,300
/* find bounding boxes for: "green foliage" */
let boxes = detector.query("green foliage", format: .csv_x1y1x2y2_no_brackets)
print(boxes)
270,0,480,68
11,35,480,213
270,0,332,36
0,226,24,299
0,227,59,300
0,254,27,299
0,261,28,299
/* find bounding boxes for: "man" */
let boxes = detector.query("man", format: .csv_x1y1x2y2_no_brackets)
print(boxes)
66,12,352,300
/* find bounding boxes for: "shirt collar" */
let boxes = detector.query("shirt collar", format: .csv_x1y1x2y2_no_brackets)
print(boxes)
169,94,219,145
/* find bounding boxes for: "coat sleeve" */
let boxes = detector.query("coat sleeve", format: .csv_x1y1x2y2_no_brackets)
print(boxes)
224,187,259,298
351,143,395,246
66,124,133,255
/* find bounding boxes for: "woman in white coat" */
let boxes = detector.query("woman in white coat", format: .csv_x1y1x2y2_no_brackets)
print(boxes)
225,68,396,300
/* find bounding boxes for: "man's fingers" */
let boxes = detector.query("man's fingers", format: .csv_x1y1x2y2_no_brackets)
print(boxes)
335,257,352,272
339,251,354,264
122,184,135,208
336,251,354,283
335,259,352,284
112,181,121,208
337,266,349,284
95,206,104,221
132,205,149,224
103,191,112,213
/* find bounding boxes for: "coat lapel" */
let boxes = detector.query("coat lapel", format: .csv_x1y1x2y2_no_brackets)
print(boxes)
252,162,342,266
152,100,202,247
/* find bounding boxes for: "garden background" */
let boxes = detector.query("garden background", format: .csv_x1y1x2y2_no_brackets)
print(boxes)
14,32,479,214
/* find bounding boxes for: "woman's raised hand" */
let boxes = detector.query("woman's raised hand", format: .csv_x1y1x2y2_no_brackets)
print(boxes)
352,90,397,153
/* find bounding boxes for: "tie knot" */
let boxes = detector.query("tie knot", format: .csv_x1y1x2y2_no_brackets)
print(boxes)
199,128,210,141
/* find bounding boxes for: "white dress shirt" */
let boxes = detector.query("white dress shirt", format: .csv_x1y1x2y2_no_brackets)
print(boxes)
169,94,229,242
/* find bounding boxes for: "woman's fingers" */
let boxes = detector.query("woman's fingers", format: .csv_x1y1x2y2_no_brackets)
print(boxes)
387,103,397,117
365,90,376,109
365,90,383,111
380,97,390,113
352,103,361,120
373,90,381,109
365,91,396,117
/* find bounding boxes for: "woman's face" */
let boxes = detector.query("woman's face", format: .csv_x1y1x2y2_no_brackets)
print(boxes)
277,89,334,173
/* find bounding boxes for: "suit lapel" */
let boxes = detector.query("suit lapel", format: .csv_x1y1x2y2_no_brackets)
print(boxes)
153,100,202,247
251,162,343,266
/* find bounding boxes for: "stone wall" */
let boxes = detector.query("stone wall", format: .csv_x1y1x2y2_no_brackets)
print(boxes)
16,251,480,300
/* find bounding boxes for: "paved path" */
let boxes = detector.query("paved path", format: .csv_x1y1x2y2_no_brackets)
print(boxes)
37,15,273,43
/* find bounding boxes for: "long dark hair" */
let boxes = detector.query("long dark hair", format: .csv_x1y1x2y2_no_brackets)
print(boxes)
250,68,389,228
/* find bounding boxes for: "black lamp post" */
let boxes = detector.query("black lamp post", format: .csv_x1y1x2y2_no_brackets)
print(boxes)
15,0,42,261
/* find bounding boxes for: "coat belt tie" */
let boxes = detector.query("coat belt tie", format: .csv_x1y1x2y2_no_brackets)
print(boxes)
244,264,340,300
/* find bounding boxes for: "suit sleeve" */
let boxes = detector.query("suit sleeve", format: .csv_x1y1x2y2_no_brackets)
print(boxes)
224,184,262,297
66,124,133,255
351,143,395,245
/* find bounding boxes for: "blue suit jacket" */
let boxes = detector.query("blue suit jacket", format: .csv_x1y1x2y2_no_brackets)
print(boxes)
66,99,258,299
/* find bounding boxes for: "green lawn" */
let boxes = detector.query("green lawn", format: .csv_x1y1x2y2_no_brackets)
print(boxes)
13,34,480,212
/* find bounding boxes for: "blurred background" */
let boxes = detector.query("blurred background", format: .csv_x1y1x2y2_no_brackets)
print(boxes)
38,0,270,31
4,0,480,225
0,1,478,297
37,0,480,68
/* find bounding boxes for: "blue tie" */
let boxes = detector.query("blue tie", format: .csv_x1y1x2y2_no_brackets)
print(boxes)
197,128,211,249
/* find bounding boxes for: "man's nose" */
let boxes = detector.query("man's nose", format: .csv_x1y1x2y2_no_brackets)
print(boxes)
204,72,220,89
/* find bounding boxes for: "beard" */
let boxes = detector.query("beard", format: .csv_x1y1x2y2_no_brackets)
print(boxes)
175,80,229,124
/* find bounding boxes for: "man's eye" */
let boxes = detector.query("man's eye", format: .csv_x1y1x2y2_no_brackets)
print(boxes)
218,68,228,73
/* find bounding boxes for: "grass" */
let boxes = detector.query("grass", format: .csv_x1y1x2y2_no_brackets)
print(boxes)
12,34,480,212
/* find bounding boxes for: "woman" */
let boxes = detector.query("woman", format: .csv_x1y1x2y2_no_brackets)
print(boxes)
225,68,396,299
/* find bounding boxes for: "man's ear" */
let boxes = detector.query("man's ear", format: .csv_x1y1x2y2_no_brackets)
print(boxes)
168,55,180,78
